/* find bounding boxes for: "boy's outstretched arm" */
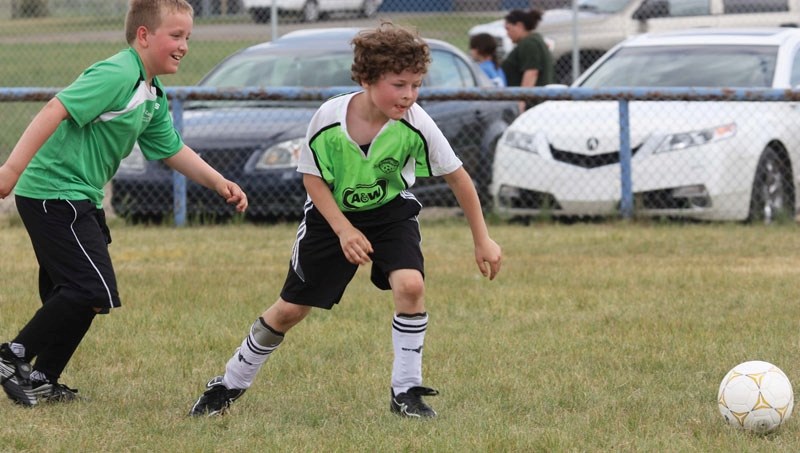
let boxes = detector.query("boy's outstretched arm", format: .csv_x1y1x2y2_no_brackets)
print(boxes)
0,98,69,198
303,174,373,265
163,145,248,212
443,166,502,280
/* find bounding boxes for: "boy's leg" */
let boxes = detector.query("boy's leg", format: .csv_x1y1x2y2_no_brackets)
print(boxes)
189,208,356,417
387,269,438,417
222,300,312,390
389,269,427,394
189,299,309,416
369,218,437,417
6,197,119,403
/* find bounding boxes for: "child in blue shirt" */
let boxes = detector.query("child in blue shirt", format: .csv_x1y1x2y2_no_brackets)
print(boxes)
470,32,507,87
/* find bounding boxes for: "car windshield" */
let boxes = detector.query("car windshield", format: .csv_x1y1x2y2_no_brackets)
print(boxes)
577,0,634,13
200,51,357,88
579,45,777,88
198,48,472,89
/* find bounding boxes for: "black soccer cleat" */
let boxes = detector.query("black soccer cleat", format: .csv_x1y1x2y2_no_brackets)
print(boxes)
0,343,36,407
390,386,439,418
189,375,246,417
31,380,81,403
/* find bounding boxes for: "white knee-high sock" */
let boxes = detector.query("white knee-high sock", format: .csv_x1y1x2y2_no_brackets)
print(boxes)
391,312,428,395
222,318,283,390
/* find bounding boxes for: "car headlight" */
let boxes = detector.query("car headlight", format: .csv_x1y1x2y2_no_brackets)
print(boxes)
249,138,303,170
118,143,145,174
502,130,540,154
654,123,736,154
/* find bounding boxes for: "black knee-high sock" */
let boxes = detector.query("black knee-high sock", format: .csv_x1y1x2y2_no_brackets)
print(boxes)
34,307,96,382
13,295,96,381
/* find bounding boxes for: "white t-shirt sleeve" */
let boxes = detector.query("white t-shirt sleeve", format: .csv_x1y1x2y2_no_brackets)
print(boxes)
407,104,462,176
296,110,325,177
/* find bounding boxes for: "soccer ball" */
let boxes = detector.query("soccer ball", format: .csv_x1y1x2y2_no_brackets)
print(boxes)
718,360,794,434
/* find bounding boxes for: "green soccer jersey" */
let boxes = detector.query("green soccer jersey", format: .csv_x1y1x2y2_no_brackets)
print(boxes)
296,92,463,212
15,47,183,208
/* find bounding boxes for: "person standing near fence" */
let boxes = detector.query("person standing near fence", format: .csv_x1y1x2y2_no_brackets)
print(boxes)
0,0,247,406
470,32,507,87
501,9,555,111
188,21,502,418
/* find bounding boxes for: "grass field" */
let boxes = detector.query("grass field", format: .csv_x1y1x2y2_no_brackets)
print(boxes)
2,219,800,451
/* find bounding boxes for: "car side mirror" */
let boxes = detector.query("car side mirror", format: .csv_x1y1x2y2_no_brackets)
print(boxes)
632,0,669,21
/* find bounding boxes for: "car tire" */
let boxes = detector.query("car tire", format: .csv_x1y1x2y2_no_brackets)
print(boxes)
747,145,795,223
361,0,379,17
302,0,320,22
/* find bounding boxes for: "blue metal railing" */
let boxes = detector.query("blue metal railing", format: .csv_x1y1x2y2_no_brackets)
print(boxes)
3,86,799,224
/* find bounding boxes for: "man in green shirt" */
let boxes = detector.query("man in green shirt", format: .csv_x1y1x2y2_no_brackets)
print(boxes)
0,0,247,407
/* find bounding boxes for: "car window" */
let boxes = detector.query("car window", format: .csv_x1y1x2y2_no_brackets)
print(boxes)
578,0,634,13
668,0,710,16
427,49,476,88
201,51,356,87
580,45,777,88
634,0,710,18
790,49,800,86
724,0,788,14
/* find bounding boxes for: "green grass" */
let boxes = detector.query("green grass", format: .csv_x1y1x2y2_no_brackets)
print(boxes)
1,219,800,451
0,16,124,38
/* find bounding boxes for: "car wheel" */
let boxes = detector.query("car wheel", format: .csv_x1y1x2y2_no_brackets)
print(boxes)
249,7,270,23
361,0,379,17
748,146,795,223
302,0,320,22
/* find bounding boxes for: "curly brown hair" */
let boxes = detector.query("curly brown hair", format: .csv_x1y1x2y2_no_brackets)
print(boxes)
351,21,431,85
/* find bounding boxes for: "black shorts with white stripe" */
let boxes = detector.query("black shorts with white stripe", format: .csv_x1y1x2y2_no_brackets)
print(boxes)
280,196,424,309
16,195,120,313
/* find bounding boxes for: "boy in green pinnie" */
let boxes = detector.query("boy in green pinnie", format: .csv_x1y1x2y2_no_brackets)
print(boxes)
190,22,501,418
0,0,247,406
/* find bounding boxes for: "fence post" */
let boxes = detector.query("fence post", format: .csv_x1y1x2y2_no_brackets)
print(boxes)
618,98,633,219
171,96,187,227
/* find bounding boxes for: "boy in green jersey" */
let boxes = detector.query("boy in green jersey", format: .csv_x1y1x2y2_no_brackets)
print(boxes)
190,22,502,418
0,0,247,406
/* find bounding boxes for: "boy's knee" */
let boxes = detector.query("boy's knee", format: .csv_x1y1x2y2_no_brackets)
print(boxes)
60,285,117,312
391,271,425,299
264,299,311,331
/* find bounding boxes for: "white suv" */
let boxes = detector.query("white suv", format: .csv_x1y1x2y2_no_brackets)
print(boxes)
242,0,381,22
469,0,800,84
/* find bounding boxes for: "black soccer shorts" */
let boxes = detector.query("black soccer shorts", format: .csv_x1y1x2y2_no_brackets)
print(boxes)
280,209,424,310
15,196,120,313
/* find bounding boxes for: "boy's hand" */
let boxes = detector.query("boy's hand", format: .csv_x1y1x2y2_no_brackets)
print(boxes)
0,165,20,199
338,226,373,265
475,238,502,280
216,179,248,213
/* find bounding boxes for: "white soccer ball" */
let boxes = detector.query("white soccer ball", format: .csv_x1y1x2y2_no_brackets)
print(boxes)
718,360,794,434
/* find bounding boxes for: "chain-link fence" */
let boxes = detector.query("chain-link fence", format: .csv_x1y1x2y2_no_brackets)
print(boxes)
2,0,799,223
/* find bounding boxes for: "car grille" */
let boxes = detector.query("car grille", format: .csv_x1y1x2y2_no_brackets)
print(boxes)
549,144,642,169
